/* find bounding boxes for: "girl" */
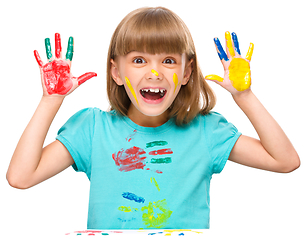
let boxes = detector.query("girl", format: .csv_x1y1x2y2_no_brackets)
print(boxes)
7,7,300,230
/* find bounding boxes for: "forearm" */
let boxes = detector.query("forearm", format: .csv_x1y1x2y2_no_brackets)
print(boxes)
232,90,299,169
7,96,64,187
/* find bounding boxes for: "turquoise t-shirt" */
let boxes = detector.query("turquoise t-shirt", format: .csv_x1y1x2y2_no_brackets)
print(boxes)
56,108,241,229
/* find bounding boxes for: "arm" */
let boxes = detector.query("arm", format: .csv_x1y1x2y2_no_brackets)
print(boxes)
205,31,300,173
7,33,97,189
230,90,300,173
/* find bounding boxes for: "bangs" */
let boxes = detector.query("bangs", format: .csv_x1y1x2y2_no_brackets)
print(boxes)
113,7,192,57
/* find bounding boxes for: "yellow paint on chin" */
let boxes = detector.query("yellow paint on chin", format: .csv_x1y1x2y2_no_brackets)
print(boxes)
151,69,159,76
228,58,251,91
125,77,139,105
225,31,235,57
173,73,178,93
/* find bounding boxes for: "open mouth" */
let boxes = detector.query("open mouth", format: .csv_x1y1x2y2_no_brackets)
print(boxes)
140,88,166,101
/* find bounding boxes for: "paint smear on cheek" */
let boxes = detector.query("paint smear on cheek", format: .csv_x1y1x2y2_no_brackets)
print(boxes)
173,73,178,93
42,60,73,95
125,77,139,105
228,58,251,91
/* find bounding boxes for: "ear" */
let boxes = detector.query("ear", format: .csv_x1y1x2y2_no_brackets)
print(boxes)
182,59,193,85
110,59,124,86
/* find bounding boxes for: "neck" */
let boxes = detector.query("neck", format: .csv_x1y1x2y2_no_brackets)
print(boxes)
127,104,169,127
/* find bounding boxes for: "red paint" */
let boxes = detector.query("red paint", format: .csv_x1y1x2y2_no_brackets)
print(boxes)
156,170,163,174
42,60,73,95
34,50,43,67
55,33,61,58
74,230,103,234
125,129,137,142
77,72,97,85
112,146,146,172
149,148,173,155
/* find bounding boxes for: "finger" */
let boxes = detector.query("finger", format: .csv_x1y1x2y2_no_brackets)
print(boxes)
205,74,224,82
231,32,241,55
225,31,235,57
55,33,62,59
245,43,254,61
45,38,53,61
214,38,228,61
34,50,44,67
66,37,74,61
77,72,97,85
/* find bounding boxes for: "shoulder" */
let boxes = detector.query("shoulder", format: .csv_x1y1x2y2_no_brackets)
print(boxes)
192,111,229,126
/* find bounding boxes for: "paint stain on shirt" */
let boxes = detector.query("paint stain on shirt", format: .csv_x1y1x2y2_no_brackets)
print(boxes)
141,199,173,228
112,146,146,172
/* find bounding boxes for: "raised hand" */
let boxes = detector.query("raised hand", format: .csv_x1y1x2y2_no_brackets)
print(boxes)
34,33,97,96
205,31,254,95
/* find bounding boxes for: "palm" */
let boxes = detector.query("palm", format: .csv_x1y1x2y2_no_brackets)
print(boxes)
205,31,254,95
34,33,97,96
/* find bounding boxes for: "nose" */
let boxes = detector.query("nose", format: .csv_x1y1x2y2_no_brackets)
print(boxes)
145,69,163,80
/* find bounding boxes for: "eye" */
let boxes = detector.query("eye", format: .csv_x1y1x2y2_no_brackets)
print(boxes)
163,58,176,64
133,57,146,64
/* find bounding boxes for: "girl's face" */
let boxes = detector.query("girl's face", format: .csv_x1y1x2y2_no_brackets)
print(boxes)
111,51,192,127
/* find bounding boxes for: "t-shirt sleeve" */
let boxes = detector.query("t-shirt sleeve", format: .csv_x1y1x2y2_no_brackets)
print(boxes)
56,108,95,179
205,112,242,174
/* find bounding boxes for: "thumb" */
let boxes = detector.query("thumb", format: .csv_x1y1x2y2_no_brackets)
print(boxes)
204,74,224,83
77,72,97,85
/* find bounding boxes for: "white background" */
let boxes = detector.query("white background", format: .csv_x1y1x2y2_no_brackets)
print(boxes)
1,0,307,239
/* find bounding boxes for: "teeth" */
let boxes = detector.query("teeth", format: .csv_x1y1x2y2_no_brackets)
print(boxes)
141,88,166,93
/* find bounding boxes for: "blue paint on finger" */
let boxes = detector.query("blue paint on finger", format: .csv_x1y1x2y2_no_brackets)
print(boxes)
232,32,241,55
214,38,228,61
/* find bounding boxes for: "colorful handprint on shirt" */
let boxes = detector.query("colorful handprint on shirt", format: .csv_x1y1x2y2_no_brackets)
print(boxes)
117,178,173,228
112,140,173,174
112,133,174,228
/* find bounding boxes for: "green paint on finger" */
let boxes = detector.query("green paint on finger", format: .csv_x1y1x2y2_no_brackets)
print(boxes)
66,37,74,61
45,38,52,61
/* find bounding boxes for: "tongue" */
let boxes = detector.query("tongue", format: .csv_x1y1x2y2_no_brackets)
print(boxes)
144,92,161,100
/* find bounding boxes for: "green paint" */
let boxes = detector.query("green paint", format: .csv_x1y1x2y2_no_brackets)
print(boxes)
101,233,109,235
146,141,168,148
66,37,74,61
77,233,82,235
141,199,172,228
151,157,172,164
44,38,52,61
118,206,139,212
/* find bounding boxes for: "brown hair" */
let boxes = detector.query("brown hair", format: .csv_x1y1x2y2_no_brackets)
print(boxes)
107,7,216,125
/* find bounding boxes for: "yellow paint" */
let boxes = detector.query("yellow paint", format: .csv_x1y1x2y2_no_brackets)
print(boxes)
245,43,254,61
163,229,203,235
118,206,139,212
125,77,139,105
225,31,235,57
141,199,173,228
151,69,159,76
228,58,251,91
205,74,224,82
173,73,178,93
150,177,160,191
